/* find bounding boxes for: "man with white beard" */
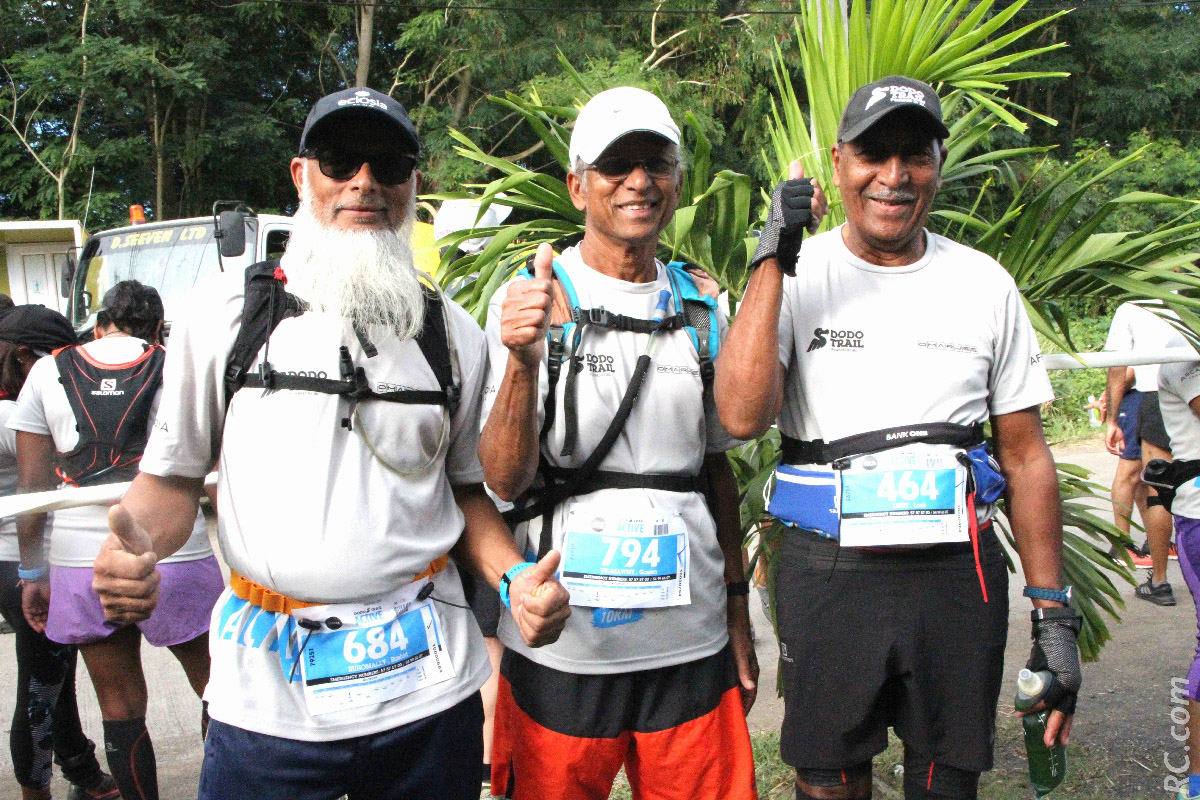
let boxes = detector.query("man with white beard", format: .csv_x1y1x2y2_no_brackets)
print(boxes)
89,87,571,800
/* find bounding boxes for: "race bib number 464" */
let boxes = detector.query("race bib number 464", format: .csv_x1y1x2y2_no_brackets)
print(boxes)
560,504,690,609
838,448,968,547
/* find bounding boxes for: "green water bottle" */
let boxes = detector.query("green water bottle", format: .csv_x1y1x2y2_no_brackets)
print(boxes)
1015,668,1067,797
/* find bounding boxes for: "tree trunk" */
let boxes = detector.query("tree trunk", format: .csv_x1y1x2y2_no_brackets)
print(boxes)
356,1,374,87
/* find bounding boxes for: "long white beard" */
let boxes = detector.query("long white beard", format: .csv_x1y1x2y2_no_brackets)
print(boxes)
283,188,427,341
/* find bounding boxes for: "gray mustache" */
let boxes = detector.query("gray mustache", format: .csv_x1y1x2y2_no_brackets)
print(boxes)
866,191,918,203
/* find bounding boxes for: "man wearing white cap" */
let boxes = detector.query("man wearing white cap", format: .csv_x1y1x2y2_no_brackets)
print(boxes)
478,86,769,799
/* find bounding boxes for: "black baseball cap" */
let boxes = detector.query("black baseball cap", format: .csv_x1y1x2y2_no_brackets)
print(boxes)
837,75,950,143
298,87,420,156
0,305,77,356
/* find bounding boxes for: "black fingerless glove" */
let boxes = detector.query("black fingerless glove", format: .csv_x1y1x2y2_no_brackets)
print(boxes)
749,178,814,276
1026,607,1083,715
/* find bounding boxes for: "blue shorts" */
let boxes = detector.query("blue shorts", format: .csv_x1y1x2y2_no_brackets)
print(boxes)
1118,391,1143,461
198,693,484,800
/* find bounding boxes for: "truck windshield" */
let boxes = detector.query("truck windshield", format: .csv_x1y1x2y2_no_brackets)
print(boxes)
74,222,220,328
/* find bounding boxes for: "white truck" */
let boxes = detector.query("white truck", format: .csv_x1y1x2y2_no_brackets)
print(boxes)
63,204,293,336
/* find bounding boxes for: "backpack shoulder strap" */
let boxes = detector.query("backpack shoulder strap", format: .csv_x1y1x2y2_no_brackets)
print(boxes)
413,287,460,414
666,261,720,385
223,259,305,409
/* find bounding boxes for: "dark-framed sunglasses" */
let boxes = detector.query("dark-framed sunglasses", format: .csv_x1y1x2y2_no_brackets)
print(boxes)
588,154,679,180
301,148,417,186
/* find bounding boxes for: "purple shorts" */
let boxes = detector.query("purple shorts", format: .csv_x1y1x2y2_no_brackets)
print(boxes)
46,556,224,647
1176,516,1200,701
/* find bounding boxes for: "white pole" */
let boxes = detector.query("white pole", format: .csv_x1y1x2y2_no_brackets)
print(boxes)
1042,347,1199,371
0,472,217,518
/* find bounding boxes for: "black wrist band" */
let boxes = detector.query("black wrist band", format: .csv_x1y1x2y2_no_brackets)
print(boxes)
725,580,750,597
1031,606,1080,623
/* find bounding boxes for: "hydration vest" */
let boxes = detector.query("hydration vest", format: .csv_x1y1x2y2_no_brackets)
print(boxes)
53,342,166,487
503,258,721,559
223,260,460,428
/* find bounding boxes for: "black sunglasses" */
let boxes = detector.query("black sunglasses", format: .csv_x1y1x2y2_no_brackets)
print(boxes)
588,154,679,180
302,148,417,186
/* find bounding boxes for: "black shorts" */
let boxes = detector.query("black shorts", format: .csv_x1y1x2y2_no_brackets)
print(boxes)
775,528,1009,773
1138,390,1172,452
459,563,504,637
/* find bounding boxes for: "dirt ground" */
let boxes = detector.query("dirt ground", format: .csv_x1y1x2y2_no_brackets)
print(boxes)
0,440,1192,799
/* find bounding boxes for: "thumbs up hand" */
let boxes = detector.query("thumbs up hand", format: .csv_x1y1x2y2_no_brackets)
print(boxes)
507,549,572,648
93,504,161,623
501,243,556,369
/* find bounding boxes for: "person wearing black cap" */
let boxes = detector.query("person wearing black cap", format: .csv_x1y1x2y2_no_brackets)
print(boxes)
88,86,570,800
0,307,120,800
716,76,1080,800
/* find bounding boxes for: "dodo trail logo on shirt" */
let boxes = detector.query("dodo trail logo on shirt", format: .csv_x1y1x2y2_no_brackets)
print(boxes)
806,327,865,353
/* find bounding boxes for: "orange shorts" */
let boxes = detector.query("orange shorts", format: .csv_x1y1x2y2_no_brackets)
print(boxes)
490,647,757,800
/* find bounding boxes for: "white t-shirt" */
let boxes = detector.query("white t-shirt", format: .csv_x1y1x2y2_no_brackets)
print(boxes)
777,225,1053,457
481,246,740,675
1105,302,1180,392
0,401,19,561
139,263,490,742
7,338,210,567
1157,356,1200,518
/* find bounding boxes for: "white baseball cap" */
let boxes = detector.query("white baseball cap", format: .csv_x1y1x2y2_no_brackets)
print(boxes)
568,87,681,166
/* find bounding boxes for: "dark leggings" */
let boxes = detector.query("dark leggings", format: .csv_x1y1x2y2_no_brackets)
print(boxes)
0,561,102,789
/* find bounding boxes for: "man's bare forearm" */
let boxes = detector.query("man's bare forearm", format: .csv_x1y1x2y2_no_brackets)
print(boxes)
451,482,524,589
120,472,205,559
715,264,785,440
703,452,745,584
479,356,543,501
994,409,1065,606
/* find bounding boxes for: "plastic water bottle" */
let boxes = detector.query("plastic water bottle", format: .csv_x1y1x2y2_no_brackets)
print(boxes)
1015,668,1067,797
1086,395,1102,427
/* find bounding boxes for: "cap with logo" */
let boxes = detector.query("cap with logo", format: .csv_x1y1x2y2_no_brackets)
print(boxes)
568,86,681,166
299,87,420,156
837,75,950,143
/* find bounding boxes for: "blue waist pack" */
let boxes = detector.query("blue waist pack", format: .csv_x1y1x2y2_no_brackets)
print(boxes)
766,465,840,539
963,443,1006,504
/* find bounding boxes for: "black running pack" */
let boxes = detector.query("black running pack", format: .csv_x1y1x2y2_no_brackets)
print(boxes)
54,343,166,487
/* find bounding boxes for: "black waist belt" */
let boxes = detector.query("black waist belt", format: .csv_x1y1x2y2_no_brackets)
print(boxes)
545,467,702,494
502,469,702,526
781,422,985,465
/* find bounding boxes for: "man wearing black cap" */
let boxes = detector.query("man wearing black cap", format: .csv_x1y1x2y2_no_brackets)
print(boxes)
716,76,1081,799
89,87,570,800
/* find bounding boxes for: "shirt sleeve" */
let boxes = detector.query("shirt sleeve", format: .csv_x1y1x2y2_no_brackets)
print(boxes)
139,275,243,479
988,277,1055,416
6,357,53,437
1104,303,1135,351
1168,361,1200,406
443,310,488,485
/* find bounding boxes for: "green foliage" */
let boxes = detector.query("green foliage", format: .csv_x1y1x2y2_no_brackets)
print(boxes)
1009,4,1200,151
761,0,1067,227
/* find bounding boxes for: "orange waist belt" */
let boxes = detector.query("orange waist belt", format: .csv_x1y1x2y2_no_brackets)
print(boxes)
229,555,449,614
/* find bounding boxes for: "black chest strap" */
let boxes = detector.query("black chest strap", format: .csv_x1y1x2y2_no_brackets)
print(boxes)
224,261,459,422
781,422,985,465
